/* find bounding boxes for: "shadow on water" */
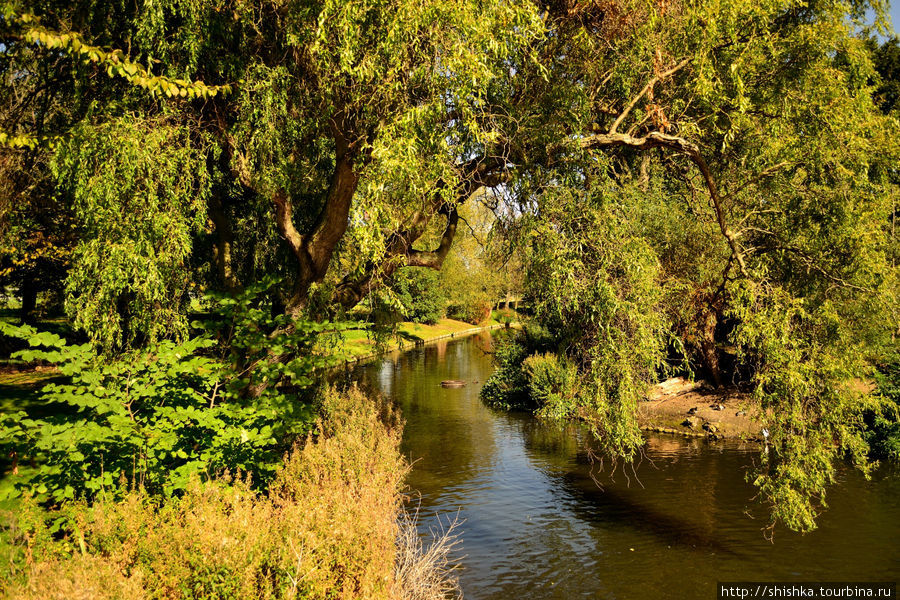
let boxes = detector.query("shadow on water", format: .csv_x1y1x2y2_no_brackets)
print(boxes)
511,413,745,556
554,468,744,557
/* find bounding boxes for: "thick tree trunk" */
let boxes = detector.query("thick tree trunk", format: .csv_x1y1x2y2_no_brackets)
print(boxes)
698,310,723,388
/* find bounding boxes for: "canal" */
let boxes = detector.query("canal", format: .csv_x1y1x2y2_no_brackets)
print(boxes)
351,331,900,599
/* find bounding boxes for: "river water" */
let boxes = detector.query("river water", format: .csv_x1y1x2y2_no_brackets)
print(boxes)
351,331,900,599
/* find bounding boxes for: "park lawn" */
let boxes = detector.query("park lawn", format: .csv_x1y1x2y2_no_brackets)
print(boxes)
335,317,501,361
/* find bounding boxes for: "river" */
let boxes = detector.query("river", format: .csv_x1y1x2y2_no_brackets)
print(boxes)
349,330,900,599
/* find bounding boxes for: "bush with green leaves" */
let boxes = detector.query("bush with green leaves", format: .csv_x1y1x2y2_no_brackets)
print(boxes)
200,277,357,396
0,280,355,503
480,334,530,410
0,324,266,502
870,354,900,461
392,269,446,325
480,326,559,411
522,353,581,422
447,297,492,325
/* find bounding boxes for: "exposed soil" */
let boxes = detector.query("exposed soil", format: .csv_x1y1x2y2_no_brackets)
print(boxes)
638,377,764,442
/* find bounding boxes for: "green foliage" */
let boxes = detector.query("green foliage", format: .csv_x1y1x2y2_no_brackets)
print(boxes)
52,117,212,353
480,334,530,411
480,325,557,410
0,279,358,502
1,386,415,600
447,297,492,326
523,182,666,460
873,37,900,114
729,282,889,532
392,269,446,325
201,277,357,395
0,321,296,502
440,202,518,326
522,353,580,422
869,352,900,461
493,308,517,325
3,9,234,104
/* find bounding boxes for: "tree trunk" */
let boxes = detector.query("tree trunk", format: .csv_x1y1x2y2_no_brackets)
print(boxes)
698,309,723,388
19,280,37,324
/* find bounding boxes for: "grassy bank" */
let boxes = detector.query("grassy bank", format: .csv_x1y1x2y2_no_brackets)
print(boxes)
0,386,460,600
335,315,512,361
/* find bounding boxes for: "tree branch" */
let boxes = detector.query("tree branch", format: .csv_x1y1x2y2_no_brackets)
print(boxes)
580,130,750,278
609,58,690,134
331,154,509,309
407,205,459,268
271,120,360,312
272,189,309,268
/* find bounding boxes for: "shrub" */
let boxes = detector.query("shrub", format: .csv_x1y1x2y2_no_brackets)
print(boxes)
0,280,354,502
447,297,492,325
1,386,460,600
869,353,900,461
522,353,580,421
0,322,306,502
393,270,446,325
480,334,530,410
480,324,566,410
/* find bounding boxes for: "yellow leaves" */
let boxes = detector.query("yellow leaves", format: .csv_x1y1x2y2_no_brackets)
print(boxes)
0,130,49,149
13,13,234,101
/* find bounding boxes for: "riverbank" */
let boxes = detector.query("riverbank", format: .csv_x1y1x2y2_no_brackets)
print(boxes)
335,317,515,364
639,377,763,441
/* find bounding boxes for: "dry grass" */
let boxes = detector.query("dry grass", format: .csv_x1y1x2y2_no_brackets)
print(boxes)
1,386,462,600
394,507,463,600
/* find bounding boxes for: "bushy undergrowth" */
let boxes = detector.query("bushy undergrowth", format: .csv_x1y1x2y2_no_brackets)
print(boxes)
870,352,900,461
481,327,580,420
523,353,580,421
1,386,460,600
480,333,530,410
387,270,446,325
0,323,283,502
446,297,492,325
0,279,364,502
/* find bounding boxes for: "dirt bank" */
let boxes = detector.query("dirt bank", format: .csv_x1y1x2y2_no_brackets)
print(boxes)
638,377,764,442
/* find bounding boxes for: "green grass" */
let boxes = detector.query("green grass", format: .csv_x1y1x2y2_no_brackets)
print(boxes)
333,317,503,361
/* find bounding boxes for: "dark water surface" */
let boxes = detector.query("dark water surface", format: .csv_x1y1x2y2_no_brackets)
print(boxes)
350,332,900,599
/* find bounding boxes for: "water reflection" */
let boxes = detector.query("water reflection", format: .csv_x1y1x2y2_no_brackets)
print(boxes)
353,333,900,599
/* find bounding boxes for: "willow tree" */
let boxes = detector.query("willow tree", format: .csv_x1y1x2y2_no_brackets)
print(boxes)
470,0,898,532
492,0,899,532
0,0,543,346
2,0,898,531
